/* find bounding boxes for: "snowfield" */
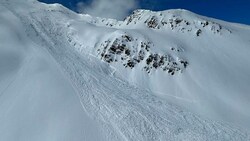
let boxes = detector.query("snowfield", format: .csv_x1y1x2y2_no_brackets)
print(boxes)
0,0,250,140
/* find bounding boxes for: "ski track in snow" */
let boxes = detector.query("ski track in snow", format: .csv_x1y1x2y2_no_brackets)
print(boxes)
2,2,250,141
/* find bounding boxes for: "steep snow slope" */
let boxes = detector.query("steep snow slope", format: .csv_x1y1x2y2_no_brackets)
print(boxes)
0,2,105,141
1,0,250,140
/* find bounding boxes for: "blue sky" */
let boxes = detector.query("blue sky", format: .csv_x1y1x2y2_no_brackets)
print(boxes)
39,0,250,25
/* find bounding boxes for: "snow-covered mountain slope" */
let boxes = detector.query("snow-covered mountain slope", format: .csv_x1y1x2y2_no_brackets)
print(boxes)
0,2,106,141
1,0,250,140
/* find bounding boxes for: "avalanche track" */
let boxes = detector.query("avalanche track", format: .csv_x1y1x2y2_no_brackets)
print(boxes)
2,1,250,141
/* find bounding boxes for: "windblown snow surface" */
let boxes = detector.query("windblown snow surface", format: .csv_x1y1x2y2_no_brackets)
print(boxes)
0,0,250,140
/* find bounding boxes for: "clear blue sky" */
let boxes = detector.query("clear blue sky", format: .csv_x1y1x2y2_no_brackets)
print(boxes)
39,0,250,25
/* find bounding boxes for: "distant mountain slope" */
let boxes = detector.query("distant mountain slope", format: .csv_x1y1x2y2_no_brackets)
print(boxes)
0,0,250,140
70,2,250,130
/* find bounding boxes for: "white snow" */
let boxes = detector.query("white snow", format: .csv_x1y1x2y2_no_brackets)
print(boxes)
0,0,250,140
0,2,105,141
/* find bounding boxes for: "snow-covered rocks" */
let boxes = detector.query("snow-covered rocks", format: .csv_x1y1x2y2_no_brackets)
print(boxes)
97,31,188,75
78,9,232,38
124,9,232,36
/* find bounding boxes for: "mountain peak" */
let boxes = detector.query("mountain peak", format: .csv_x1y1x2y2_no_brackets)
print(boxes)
123,9,232,36
124,8,199,24
78,8,231,37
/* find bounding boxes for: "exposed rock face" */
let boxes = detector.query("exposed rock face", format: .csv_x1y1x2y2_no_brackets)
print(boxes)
97,32,188,75
144,54,188,75
146,16,159,29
